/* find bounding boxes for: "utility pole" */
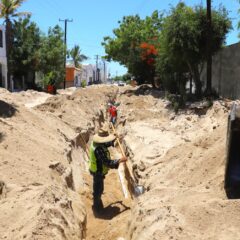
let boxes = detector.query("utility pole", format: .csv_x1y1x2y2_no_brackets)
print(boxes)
95,55,99,83
102,58,106,83
108,68,111,83
206,0,212,95
59,18,73,89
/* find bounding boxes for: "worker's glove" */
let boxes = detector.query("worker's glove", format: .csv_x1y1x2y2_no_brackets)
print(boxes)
114,133,119,138
119,156,127,163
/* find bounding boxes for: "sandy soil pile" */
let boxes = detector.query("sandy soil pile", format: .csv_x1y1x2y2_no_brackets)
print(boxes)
0,84,237,240
0,85,118,240
117,86,239,240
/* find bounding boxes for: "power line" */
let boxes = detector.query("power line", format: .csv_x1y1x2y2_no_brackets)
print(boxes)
37,1,60,21
68,42,103,49
134,0,149,13
51,0,66,16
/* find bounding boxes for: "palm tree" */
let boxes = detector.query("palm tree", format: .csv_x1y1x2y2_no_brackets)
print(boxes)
70,45,88,68
0,0,30,89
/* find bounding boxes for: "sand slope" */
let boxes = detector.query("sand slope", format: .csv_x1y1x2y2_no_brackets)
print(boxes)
0,85,238,240
117,87,239,240
0,86,118,239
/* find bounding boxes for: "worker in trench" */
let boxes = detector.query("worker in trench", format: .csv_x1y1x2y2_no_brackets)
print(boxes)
89,126,127,212
108,98,119,125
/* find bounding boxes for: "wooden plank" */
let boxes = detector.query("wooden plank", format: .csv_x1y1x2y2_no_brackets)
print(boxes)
111,123,135,199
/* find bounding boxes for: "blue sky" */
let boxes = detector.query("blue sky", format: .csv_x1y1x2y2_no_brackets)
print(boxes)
4,0,240,76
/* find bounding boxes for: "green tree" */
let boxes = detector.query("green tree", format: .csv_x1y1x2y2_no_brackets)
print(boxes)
113,75,122,82
0,0,30,88
238,0,240,36
157,3,231,98
102,11,162,87
69,45,87,68
10,16,41,87
122,73,131,82
38,25,65,87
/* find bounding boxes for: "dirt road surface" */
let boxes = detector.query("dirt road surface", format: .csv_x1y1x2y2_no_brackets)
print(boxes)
0,85,239,240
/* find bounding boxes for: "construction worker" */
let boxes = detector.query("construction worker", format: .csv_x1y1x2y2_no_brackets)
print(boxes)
108,103,118,125
89,127,127,211
110,98,120,107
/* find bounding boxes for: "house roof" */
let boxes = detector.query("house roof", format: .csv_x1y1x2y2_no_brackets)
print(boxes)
66,61,82,71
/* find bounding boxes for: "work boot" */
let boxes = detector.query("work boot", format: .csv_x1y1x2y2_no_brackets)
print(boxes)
92,198,104,212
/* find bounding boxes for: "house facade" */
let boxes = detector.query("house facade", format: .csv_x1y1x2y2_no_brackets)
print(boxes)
66,63,81,88
80,64,95,85
65,63,107,88
0,25,7,89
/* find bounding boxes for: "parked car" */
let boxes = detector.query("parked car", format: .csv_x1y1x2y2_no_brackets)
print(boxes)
118,81,125,86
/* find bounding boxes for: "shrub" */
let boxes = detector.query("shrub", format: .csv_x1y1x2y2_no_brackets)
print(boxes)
43,71,63,87
43,72,56,86
81,80,87,88
167,93,186,113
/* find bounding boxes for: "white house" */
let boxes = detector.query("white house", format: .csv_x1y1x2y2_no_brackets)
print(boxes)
80,63,108,85
80,64,95,85
0,25,7,89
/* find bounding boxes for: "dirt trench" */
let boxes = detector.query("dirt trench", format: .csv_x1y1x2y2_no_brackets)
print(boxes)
1,85,235,240
67,113,134,240
43,88,240,240
45,87,136,240
47,87,136,240
0,86,138,240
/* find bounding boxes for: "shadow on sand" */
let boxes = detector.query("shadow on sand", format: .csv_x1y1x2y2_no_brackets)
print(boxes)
93,201,130,220
0,132,5,143
121,84,165,99
0,100,17,118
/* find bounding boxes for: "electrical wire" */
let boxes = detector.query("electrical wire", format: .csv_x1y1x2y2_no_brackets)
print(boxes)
28,1,60,22
134,0,149,13
51,0,67,15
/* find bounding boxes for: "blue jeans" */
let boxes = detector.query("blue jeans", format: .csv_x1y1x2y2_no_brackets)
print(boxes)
110,116,116,124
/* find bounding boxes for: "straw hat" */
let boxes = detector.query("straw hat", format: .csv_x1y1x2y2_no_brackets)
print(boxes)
93,127,116,143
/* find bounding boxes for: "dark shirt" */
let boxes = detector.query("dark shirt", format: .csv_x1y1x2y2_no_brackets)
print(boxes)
94,146,119,173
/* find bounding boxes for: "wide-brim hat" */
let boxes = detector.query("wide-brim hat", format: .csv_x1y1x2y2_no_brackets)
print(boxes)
93,127,116,143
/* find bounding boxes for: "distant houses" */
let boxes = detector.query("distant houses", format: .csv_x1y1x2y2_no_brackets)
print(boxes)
65,62,94,88
65,62,81,88
0,23,108,91
80,64,95,85
65,61,107,88
0,25,7,89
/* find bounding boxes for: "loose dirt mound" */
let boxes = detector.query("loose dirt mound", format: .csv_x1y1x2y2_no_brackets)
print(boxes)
0,84,236,240
0,85,120,240
117,87,237,240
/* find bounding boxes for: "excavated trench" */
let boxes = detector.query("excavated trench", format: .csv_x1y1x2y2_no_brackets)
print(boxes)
65,117,134,239
56,93,138,240
40,87,240,240
0,86,135,240
1,86,234,240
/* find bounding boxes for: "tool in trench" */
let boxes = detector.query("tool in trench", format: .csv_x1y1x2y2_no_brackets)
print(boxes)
110,122,144,197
